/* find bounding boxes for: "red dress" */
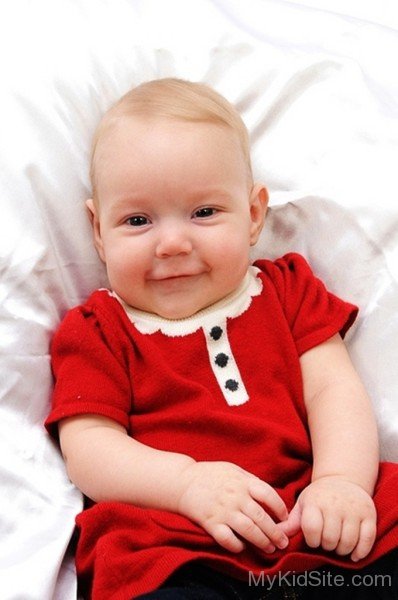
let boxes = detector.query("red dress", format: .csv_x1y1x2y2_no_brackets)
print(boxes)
45,253,398,600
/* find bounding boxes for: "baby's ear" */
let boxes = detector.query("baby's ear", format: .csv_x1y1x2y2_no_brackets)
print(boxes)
249,183,268,245
86,198,96,225
86,199,106,262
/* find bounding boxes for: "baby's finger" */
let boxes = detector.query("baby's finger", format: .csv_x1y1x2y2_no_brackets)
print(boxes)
248,478,288,521
242,499,289,549
320,512,342,551
351,517,377,562
279,501,302,537
335,519,360,556
209,523,245,553
300,504,323,549
228,512,277,552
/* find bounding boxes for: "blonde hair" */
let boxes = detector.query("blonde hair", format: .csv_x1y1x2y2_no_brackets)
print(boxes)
90,78,252,199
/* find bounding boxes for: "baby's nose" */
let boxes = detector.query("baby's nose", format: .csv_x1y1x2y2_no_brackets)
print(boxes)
155,226,193,258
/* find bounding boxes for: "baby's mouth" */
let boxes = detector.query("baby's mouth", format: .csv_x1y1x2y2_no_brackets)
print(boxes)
150,271,203,282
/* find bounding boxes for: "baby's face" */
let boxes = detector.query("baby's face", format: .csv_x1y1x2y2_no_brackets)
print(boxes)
88,117,267,319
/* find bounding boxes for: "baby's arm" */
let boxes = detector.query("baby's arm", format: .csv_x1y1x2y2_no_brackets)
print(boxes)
59,415,289,553
282,333,378,561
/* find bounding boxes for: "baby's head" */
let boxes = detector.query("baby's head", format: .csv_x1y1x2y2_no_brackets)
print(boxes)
90,78,254,202
87,78,268,319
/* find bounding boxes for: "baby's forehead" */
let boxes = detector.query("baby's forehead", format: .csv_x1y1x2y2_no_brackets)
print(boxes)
92,115,139,172
94,114,234,166
94,115,163,162
91,112,251,196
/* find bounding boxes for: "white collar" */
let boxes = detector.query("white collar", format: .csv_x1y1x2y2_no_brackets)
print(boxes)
113,266,262,337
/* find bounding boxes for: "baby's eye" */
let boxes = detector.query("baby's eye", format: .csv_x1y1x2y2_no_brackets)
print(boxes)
126,215,150,227
193,207,217,219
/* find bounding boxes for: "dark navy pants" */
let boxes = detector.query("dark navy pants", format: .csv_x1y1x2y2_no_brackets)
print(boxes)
137,549,398,599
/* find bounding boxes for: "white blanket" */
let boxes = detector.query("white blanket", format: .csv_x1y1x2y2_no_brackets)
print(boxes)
1,1,397,598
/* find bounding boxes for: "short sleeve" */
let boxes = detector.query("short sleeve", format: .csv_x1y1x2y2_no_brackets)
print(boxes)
256,253,358,356
45,303,132,438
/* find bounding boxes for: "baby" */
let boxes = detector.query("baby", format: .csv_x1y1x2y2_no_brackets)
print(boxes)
46,78,398,600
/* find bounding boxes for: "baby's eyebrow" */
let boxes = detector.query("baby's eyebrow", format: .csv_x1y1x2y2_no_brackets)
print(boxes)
188,188,232,201
111,195,149,211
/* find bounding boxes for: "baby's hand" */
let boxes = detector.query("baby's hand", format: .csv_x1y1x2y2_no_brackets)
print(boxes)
281,476,377,561
177,461,289,554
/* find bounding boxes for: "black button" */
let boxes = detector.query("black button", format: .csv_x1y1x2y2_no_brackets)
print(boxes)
225,379,239,392
215,353,229,368
210,326,223,340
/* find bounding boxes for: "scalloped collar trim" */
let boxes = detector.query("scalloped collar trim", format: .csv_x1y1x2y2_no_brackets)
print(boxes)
113,266,262,337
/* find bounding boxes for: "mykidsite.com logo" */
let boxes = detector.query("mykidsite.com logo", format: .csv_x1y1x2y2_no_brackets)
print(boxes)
248,569,393,591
